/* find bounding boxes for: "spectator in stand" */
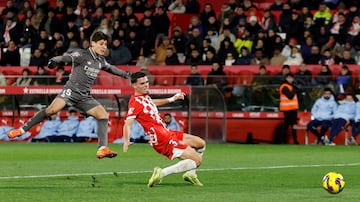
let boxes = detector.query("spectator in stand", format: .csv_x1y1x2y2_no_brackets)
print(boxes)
336,50,356,65
250,65,272,106
235,46,252,65
204,27,218,50
295,64,312,87
13,68,32,86
138,17,157,57
303,16,316,35
314,64,334,88
326,93,356,146
348,15,360,43
200,3,216,29
186,27,203,53
218,3,234,27
307,87,337,145
233,29,253,54
278,3,292,33
18,0,34,15
94,18,113,37
350,100,360,145
186,65,204,86
270,0,284,11
91,7,106,29
299,6,313,23
217,37,237,63
216,26,236,52
250,48,270,65
29,48,48,67
153,6,170,37
185,0,200,14
19,18,37,48
30,113,61,142
270,47,286,65
272,64,291,85
125,31,142,62
260,9,277,32
284,46,303,65
2,0,18,16
73,116,98,142
79,17,95,41
51,66,69,85
200,38,216,61
301,36,314,61
187,16,204,36
330,12,349,45
40,8,61,37
32,66,49,86
313,2,332,27
171,26,187,56
232,16,247,39
224,52,236,66
335,65,353,94
109,38,132,65
47,108,80,142
60,5,77,32
319,49,335,65
207,61,227,93
202,49,217,65
241,0,257,11
246,16,262,38
185,48,202,66
165,48,180,65
155,36,176,65
304,45,321,64
1,40,20,66
168,0,186,14
281,38,298,60
1,17,21,46
164,113,181,131
54,0,66,15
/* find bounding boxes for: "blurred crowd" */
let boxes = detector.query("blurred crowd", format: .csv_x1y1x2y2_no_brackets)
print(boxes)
0,0,359,68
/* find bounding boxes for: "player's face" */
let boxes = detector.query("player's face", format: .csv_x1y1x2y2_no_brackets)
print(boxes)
134,76,150,95
91,39,108,56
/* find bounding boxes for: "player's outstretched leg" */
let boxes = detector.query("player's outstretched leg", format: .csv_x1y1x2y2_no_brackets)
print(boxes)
96,146,118,159
148,167,163,187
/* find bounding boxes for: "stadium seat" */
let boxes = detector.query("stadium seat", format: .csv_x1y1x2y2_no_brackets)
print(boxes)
293,112,311,145
154,70,175,86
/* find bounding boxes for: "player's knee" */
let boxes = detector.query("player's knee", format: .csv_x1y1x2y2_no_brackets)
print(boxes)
45,107,58,116
192,155,202,167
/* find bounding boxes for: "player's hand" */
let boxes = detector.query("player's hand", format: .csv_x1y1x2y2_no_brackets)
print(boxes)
125,71,132,79
123,140,133,153
47,59,57,69
173,92,186,101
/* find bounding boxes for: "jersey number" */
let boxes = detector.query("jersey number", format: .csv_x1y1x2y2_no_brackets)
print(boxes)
61,89,72,97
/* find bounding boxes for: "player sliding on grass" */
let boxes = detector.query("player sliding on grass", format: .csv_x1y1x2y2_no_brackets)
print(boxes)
123,72,206,187
8,31,131,159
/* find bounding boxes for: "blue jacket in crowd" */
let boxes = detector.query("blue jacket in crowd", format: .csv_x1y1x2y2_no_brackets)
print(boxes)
76,116,97,138
311,95,338,121
34,116,62,139
56,116,80,137
166,117,181,131
333,100,356,121
354,102,360,122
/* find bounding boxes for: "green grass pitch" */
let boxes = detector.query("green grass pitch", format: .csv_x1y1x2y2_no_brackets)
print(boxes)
0,143,359,202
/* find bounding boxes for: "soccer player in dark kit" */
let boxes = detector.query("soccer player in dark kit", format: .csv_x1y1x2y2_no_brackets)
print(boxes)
8,31,131,159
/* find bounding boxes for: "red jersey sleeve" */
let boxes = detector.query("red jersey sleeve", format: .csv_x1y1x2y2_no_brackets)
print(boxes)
126,96,143,120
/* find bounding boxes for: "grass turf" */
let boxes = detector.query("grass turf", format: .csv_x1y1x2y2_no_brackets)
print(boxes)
0,143,359,202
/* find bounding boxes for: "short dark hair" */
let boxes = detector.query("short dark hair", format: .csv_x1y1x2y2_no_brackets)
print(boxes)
324,87,332,93
90,31,110,43
130,71,146,84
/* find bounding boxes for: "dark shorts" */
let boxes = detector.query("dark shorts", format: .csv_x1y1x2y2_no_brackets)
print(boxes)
56,88,101,112
283,110,298,125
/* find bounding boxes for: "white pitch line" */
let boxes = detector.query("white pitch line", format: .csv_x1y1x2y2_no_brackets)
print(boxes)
1,162,360,180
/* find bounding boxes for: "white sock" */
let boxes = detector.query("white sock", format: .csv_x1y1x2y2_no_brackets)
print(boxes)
160,159,197,178
186,146,206,176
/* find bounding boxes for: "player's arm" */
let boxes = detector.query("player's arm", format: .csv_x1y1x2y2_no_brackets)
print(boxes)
47,55,73,69
123,117,135,153
153,92,185,106
103,61,131,78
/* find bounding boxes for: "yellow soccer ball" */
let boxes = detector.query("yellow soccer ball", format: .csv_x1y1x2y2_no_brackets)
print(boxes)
322,172,345,194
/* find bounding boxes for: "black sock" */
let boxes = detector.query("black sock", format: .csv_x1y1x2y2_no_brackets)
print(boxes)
22,110,47,131
97,119,108,147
